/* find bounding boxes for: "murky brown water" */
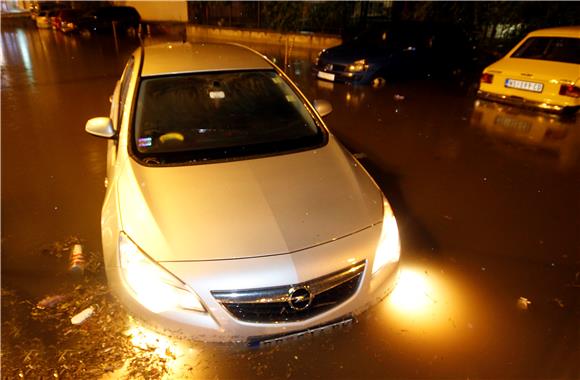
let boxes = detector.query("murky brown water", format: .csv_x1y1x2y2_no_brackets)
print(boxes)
2,23,579,379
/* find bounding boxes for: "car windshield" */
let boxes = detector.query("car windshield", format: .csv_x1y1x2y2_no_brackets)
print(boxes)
132,70,325,165
511,37,580,64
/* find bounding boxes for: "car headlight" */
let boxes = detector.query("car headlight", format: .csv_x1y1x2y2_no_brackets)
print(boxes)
119,232,205,313
347,59,369,73
372,197,401,274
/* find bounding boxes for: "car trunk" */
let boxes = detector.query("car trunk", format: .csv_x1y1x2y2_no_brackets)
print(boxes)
486,58,579,106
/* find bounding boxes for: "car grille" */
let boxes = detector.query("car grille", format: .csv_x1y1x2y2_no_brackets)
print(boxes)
211,261,365,323
317,60,347,73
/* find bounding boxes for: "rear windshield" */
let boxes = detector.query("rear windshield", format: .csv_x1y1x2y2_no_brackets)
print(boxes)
132,70,326,165
511,37,580,64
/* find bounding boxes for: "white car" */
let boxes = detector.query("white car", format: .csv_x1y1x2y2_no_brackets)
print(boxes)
85,42,400,342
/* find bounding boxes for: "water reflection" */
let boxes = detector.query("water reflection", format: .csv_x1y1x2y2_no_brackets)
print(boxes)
384,263,470,337
389,268,434,314
15,29,32,71
470,100,580,169
1,28,35,85
1,26,138,89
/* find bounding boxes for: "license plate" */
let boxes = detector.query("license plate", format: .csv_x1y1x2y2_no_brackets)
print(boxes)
248,317,354,347
317,71,335,82
505,79,543,93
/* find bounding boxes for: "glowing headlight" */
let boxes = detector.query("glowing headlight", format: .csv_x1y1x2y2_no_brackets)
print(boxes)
347,59,369,72
372,198,400,274
119,232,205,313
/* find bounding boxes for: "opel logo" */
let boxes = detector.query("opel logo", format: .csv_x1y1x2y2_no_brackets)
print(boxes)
288,287,313,311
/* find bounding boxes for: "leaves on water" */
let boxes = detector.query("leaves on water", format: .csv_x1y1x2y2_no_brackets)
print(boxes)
2,238,176,379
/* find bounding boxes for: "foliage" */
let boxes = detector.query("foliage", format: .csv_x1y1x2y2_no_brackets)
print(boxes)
260,2,305,33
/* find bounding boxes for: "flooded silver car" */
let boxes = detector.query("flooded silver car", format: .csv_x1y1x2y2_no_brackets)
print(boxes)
85,42,400,342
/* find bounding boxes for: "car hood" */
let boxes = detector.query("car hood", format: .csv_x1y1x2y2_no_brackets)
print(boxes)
321,42,390,64
118,137,383,262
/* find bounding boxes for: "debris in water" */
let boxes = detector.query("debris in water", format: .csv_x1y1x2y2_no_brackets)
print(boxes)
69,244,86,275
517,297,531,310
71,306,95,325
394,94,405,101
37,295,69,309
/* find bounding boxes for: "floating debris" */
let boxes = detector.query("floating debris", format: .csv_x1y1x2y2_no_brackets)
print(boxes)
71,306,95,325
37,295,69,309
69,244,86,275
517,297,532,310
41,237,81,259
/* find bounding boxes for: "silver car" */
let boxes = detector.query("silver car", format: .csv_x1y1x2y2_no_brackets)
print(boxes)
85,42,400,342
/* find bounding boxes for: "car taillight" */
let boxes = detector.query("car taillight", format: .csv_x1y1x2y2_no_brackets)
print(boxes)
480,73,494,84
559,84,580,98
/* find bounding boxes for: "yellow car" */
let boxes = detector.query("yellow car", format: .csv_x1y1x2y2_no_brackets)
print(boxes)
478,26,579,114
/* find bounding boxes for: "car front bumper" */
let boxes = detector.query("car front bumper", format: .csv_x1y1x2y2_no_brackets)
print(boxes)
106,224,399,343
314,68,372,85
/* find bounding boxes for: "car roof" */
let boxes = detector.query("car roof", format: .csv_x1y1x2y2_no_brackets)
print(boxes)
526,25,580,38
140,42,273,77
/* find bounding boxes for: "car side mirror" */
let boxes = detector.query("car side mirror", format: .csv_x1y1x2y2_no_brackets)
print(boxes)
313,99,333,118
85,117,115,138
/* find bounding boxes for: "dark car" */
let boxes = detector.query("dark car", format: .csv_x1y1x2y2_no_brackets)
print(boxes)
75,6,140,36
52,9,82,32
30,1,67,21
314,22,475,87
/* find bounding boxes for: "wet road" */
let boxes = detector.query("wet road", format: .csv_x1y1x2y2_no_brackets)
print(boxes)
2,25,579,379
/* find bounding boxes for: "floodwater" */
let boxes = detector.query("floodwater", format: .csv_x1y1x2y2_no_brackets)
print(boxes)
2,24,579,379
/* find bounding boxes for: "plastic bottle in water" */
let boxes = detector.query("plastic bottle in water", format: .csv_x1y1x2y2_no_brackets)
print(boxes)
69,244,85,275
